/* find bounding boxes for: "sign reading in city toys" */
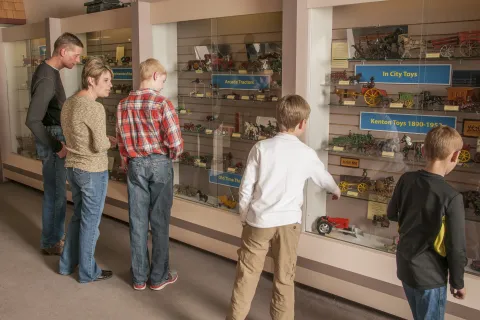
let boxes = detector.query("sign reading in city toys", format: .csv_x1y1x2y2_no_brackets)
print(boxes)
354,64,452,85
209,170,242,188
212,74,271,90
463,119,480,137
360,112,457,135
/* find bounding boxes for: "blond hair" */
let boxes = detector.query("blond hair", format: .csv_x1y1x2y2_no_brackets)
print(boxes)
139,58,167,81
276,94,311,131
81,57,113,90
424,125,463,161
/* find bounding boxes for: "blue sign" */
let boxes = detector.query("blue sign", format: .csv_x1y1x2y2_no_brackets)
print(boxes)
38,45,47,57
212,74,270,90
112,68,133,81
209,170,242,188
355,64,451,85
359,112,457,135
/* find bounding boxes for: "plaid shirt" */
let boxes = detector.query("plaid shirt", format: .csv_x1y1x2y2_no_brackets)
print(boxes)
116,89,183,165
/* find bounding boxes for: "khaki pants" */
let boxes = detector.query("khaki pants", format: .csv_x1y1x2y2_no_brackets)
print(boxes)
227,223,302,320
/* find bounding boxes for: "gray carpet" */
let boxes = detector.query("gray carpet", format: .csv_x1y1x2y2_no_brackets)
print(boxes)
0,181,397,320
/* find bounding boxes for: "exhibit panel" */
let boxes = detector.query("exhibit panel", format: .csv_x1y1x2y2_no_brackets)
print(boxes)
4,37,47,160
170,13,283,214
304,0,480,277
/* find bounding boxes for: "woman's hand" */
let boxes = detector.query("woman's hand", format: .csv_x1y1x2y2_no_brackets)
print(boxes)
107,136,117,148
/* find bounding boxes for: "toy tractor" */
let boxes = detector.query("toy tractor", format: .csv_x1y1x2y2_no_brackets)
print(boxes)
316,216,363,238
218,195,237,209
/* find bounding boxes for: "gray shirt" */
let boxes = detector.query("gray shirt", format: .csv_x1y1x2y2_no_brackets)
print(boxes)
25,62,66,153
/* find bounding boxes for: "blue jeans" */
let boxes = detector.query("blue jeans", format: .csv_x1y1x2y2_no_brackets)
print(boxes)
35,126,67,249
403,282,447,320
59,168,108,283
127,154,173,285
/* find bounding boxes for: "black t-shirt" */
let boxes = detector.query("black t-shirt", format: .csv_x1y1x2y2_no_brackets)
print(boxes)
387,170,466,290
25,62,66,152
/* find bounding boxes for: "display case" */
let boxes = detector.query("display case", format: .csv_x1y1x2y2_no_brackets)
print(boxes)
4,38,47,159
172,13,282,214
69,28,133,182
304,5,480,278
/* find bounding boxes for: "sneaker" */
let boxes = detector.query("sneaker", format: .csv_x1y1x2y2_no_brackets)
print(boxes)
150,271,178,291
133,282,147,291
94,270,113,282
42,240,65,256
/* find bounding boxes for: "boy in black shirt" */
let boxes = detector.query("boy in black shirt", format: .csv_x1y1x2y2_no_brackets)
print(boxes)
387,125,467,320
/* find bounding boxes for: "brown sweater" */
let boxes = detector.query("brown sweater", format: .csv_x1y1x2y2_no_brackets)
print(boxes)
61,95,111,172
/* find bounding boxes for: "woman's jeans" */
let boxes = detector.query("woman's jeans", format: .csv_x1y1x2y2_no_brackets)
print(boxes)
127,154,173,286
59,168,108,283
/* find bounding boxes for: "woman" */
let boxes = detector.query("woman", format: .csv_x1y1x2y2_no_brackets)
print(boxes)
59,57,116,283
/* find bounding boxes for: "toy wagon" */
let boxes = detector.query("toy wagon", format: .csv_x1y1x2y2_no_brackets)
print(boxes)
430,35,458,58
361,77,388,106
394,92,415,108
446,87,479,106
338,170,371,194
458,31,480,57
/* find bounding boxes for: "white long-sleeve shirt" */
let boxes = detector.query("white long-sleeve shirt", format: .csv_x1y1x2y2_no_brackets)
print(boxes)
239,133,340,228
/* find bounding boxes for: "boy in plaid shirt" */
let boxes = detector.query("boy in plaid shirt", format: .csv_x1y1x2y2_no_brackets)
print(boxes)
117,58,183,291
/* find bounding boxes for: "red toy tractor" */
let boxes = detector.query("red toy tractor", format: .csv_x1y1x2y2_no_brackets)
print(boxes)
316,216,363,237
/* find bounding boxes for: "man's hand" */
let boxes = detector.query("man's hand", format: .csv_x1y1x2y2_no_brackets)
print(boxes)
332,188,341,200
107,136,117,148
56,142,67,159
450,287,466,300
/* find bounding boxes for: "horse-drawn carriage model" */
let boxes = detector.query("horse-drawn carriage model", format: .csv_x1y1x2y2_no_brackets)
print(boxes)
429,31,480,58
352,28,404,60
338,169,395,199
446,87,480,111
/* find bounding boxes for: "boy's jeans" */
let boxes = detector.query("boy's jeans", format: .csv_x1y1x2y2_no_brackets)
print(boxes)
402,282,447,320
127,154,173,286
59,168,108,283
227,223,302,320
35,126,67,249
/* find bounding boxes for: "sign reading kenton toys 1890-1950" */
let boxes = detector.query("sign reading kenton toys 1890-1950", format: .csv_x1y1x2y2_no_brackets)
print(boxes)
360,112,457,135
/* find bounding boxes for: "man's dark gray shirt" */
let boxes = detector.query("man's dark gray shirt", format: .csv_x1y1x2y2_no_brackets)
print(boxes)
25,62,66,153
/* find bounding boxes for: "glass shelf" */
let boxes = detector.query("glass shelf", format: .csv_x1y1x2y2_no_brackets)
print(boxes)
328,104,480,115
333,56,480,62
179,95,279,105
326,149,480,174
181,130,257,144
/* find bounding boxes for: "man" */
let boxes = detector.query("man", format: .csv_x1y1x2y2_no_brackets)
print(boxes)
26,33,84,255
117,59,183,291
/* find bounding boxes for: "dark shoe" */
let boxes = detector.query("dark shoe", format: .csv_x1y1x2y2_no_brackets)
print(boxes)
95,270,113,282
42,240,65,256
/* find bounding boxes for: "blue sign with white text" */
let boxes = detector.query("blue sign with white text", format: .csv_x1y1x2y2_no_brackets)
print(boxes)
212,74,270,90
112,68,133,81
360,112,457,135
209,170,242,188
355,64,451,85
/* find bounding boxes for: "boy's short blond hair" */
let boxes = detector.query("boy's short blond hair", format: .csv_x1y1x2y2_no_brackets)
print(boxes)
139,58,167,81
423,125,463,161
81,57,113,90
276,94,311,131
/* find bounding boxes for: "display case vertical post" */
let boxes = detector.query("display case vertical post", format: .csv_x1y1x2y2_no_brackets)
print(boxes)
131,0,153,90
152,22,179,185
0,32,9,181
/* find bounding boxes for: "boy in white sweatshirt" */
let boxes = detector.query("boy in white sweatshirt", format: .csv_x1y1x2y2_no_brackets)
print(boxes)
226,94,341,320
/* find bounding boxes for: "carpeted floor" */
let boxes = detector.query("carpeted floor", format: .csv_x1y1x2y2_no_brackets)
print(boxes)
0,181,398,320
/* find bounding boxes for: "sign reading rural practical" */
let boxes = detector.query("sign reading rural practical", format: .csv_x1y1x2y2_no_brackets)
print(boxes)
112,68,133,81
355,64,452,85
212,74,270,90
360,112,457,135
209,170,242,188
463,119,480,137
